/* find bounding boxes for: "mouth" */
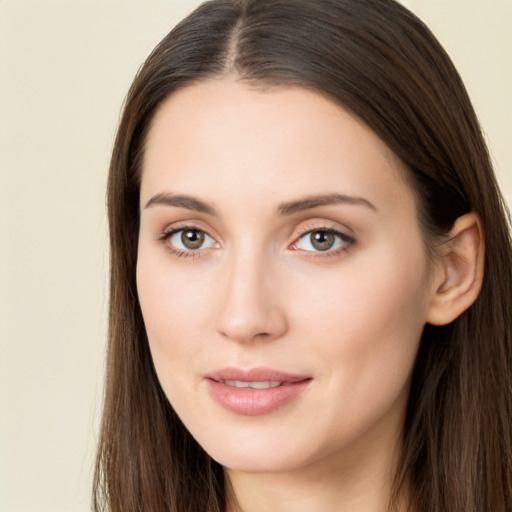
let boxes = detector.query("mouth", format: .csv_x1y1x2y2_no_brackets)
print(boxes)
204,367,312,415
219,380,283,389
205,367,310,383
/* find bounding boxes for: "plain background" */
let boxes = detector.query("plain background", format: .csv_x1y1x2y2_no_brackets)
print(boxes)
0,1,510,511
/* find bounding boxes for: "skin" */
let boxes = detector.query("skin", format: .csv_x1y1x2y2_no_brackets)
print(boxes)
137,77,445,512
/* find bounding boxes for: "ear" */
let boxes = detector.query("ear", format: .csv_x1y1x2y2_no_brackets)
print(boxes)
426,212,484,326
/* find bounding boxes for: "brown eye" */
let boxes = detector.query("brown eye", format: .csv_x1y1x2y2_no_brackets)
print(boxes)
310,231,335,251
292,228,353,254
181,229,205,249
164,228,216,254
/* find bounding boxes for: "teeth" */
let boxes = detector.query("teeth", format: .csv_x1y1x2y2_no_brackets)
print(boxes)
250,381,282,389
222,380,282,389
224,380,250,388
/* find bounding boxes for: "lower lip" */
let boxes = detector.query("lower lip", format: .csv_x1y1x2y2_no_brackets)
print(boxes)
205,379,311,415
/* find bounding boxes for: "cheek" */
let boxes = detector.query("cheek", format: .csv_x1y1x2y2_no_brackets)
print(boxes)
290,244,429,336
136,256,219,418
288,245,430,403
136,252,216,377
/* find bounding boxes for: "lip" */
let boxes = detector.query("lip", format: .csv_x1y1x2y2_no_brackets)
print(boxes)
204,367,312,416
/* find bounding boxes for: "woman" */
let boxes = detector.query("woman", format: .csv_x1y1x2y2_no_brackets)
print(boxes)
93,0,512,511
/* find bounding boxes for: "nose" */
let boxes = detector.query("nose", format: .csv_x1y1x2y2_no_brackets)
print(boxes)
215,249,288,344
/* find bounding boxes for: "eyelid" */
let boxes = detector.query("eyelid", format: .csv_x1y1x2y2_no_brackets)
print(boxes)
293,219,354,238
159,219,219,240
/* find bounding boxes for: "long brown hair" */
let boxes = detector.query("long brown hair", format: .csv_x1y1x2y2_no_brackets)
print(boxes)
93,1,512,510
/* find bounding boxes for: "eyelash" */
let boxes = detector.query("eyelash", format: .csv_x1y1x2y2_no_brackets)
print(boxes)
290,227,356,258
158,225,216,259
158,225,356,259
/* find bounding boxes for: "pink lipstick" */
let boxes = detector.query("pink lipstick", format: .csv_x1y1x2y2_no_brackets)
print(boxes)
204,367,312,415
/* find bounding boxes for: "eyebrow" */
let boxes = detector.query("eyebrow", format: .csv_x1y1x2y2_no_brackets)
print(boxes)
143,192,377,216
277,193,377,215
144,193,217,215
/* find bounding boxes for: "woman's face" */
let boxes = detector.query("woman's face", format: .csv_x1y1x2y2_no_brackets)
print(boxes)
137,78,437,475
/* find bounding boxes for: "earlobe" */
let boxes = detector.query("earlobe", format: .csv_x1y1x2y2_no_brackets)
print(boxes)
426,212,484,326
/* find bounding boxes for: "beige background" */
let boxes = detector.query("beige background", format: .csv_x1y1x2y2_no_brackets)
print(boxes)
1,1,510,511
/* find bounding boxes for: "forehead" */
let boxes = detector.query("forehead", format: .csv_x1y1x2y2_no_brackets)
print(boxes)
141,77,413,214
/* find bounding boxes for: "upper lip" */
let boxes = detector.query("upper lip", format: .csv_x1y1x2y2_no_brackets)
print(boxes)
205,367,311,383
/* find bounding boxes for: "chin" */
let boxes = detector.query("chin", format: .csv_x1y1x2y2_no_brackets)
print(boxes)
215,450,302,474
192,424,315,474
